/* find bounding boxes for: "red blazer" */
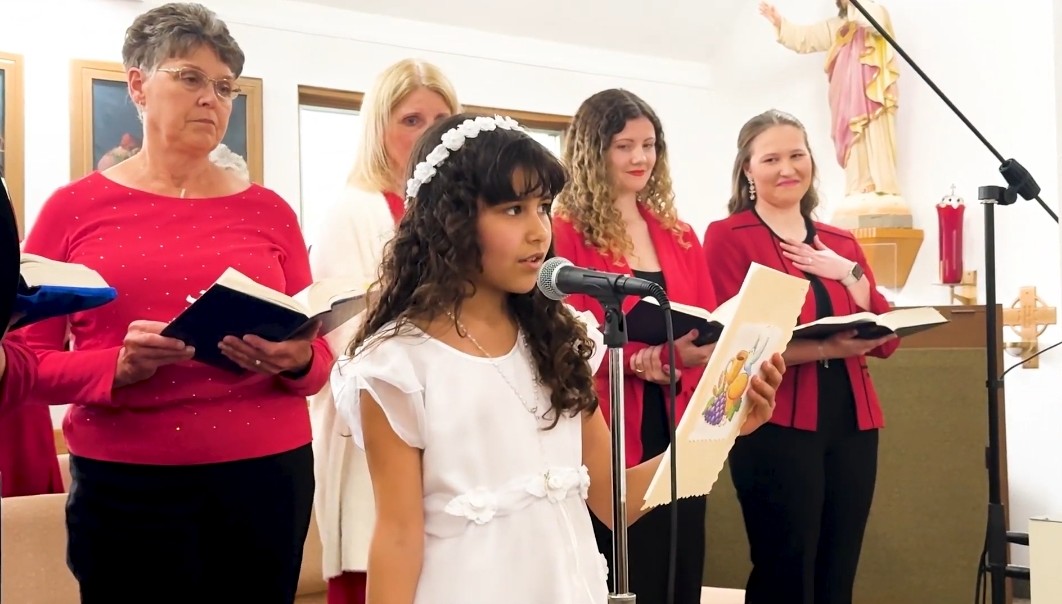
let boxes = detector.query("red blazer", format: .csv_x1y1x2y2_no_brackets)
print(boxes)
0,333,63,497
702,210,899,432
553,205,717,467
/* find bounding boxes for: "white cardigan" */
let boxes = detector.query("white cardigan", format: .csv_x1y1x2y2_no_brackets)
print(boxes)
307,185,397,578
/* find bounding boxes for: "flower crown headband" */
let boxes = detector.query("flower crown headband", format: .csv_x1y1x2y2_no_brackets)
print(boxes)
405,115,525,199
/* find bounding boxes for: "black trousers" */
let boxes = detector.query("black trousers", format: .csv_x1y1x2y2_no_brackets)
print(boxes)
66,444,315,604
729,409,878,604
592,382,706,604
592,493,706,604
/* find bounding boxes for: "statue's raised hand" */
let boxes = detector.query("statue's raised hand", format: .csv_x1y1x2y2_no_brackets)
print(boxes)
758,2,782,28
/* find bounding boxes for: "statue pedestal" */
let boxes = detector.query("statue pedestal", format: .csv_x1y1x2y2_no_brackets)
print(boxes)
829,192,913,228
828,193,924,291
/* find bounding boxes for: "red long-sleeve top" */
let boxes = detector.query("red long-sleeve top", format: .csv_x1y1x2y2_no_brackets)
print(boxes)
0,334,63,496
20,172,333,465
552,206,718,467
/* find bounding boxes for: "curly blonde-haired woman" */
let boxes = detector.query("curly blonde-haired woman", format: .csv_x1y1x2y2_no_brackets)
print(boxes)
305,58,459,604
553,88,743,604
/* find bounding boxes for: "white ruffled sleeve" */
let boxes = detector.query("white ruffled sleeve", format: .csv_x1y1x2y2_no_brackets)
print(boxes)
566,304,606,373
330,339,426,450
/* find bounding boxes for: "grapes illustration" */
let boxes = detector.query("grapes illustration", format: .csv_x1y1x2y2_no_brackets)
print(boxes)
703,392,727,425
701,334,771,430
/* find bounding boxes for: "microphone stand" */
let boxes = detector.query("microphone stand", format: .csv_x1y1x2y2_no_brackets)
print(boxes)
600,289,636,604
847,2,1052,602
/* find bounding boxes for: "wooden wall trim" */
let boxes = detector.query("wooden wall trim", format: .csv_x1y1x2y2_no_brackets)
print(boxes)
298,85,364,111
295,86,570,133
462,105,570,132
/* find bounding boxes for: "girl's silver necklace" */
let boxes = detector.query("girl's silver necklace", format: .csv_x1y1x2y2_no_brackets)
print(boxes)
448,313,544,418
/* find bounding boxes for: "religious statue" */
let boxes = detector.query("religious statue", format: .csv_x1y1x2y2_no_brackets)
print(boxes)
759,0,910,227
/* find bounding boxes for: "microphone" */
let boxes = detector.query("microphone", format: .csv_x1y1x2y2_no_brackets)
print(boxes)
539,255,679,602
536,256,665,303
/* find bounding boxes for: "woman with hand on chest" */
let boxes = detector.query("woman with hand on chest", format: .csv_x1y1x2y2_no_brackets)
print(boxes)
702,109,900,604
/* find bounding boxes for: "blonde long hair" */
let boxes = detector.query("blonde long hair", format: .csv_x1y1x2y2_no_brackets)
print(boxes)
348,59,460,192
555,89,684,260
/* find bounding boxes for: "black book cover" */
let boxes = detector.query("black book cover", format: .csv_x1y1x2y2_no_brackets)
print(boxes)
0,178,19,330
160,286,314,373
625,301,723,347
793,320,941,341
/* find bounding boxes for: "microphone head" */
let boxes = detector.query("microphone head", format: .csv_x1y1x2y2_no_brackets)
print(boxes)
537,256,572,301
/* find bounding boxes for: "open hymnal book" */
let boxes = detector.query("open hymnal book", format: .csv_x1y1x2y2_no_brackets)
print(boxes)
792,307,948,340
20,253,110,290
626,298,724,346
161,268,369,373
12,254,117,329
641,263,810,510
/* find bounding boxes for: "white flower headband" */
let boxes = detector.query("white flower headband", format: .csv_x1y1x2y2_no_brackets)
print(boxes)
406,115,525,199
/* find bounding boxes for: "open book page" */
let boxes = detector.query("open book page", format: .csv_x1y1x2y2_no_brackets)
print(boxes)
641,263,810,510
294,277,371,335
709,296,739,325
877,307,948,332
213,268,369,334
20,253,110,289
13,254,118,329
794,306,948,339
293,276,369,316
214,268,306,314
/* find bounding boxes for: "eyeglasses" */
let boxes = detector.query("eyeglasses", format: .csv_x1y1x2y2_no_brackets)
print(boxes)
156,67,241,101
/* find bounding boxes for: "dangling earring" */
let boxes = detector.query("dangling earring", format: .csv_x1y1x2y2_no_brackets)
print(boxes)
747,177,756,201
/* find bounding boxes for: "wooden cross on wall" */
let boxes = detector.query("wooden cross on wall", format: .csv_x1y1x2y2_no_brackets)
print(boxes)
1002,286,1057,368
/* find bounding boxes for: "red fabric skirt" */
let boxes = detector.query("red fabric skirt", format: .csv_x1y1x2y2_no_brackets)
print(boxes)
327,571,366,604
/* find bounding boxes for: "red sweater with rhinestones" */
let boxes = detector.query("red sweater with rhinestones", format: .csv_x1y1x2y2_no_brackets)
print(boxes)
20,172,333,465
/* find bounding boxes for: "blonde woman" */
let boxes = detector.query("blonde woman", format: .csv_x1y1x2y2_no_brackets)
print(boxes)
553,89,780,604
306,58,459,604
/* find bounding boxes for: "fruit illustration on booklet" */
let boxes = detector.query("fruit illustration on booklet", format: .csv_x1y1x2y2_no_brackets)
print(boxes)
702,336,768,427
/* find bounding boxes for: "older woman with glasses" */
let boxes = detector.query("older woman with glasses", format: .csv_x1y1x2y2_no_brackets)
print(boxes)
20,3,331,602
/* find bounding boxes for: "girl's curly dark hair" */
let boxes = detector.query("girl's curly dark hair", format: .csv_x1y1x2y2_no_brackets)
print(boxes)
350,113,599,428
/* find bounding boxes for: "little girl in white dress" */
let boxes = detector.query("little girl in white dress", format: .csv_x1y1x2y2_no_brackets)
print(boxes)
335,317,609,603
331,113,782,603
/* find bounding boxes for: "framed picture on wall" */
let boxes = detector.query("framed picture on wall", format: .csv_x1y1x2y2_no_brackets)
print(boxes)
69,60,263,183
0,52,25,234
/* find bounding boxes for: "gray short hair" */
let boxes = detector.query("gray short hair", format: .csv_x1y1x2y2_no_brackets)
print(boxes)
122,2,245,77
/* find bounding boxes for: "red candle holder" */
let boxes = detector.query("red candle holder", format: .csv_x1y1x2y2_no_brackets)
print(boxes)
937,185,965,284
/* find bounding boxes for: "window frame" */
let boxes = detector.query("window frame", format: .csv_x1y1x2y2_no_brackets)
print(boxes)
296,85,570,143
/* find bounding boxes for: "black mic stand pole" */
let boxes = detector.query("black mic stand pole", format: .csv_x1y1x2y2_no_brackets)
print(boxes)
600,289,636,604
847,2,1052,602
977,184,1017,604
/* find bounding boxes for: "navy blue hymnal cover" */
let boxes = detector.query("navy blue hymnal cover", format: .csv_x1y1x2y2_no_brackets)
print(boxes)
161,268,367,373
11,254,117,330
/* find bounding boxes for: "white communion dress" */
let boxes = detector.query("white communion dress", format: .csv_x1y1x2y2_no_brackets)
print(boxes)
332,320,609,604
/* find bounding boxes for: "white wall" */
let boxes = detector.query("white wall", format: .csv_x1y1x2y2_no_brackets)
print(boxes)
707,0,1062,568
